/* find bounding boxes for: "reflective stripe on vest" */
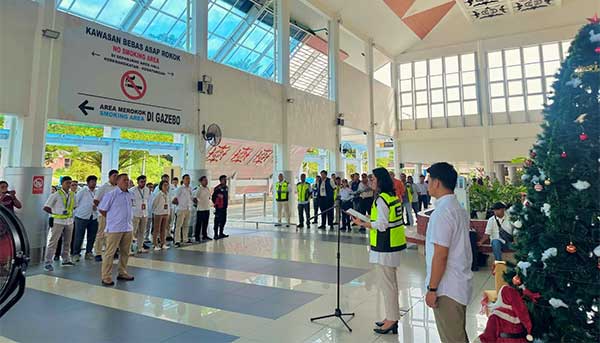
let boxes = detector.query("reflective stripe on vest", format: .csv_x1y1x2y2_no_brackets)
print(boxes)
276,181,288,201
52,190,75,219
297,182,310,202
369,193,407,252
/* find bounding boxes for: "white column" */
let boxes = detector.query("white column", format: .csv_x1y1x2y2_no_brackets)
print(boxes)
507,166,517,185
365,38,376,171
495,163,506,184
183,134,209,187
415,163,423,178
193,0,208,59
8,0,59,168
101,127,121,181
329,15,343,177
482,136,493,177
391,61,402,172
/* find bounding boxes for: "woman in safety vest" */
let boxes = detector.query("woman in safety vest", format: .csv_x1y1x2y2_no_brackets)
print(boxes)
351,167,407,335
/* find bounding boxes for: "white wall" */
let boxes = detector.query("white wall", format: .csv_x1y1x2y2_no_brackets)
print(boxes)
0,0,38,115
339,62,369,131
287,87,336,150
373,79,395,137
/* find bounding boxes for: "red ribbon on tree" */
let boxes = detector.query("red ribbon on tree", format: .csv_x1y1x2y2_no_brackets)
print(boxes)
522,288,541,303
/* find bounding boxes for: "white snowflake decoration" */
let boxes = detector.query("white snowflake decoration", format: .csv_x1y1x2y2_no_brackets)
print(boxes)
514,220,523,229
590,30,600,43
517,261,531,276
541,203,551,217
572,180,591,191
549,298,569,309
566,78,582,88
541,247,557,268
593,245,600,257
522,174,530,181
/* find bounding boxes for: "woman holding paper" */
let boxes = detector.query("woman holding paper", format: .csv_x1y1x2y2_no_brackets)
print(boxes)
351,167,407,335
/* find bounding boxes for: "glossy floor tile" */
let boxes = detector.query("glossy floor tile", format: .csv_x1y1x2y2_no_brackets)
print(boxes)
12,224,492,342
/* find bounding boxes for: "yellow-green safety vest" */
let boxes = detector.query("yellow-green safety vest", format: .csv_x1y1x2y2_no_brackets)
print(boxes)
334,185,340,200
297,182,310,202
370,192,407,252
275,181,289,201
52,189,75,219
406,183,413,203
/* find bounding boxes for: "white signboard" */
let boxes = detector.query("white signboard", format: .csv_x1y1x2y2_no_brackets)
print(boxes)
57,16,197,133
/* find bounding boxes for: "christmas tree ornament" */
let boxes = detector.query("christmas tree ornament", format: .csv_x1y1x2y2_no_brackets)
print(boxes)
596,47,600,54
530,150,537,158
541,203,551,217
597,259,600,270
514,220,523,229
560,151,567,158
572,180,591,191
512,275,522,286
566,77,582,88
574,113,587,123
534,184,543,192
590,30,600,43
525,159,533,167
593,244,600,257
517,261,531,276
549,298,569,309
579,132,588,141
573,62,600,77
544,179,551,186
566,242,577,253
588,13,600,24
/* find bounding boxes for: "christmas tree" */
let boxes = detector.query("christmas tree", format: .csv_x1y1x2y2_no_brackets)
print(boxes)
505,14,600,342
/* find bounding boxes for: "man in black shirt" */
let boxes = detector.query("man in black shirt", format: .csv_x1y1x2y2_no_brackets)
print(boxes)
211,175,229,240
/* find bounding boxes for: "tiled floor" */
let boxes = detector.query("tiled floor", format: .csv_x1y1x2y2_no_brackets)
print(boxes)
2,223,493,342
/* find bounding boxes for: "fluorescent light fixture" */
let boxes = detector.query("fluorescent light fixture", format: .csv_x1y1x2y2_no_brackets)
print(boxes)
42,29,60,39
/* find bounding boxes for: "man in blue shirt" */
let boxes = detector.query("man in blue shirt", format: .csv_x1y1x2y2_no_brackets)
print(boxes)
99,173,135,286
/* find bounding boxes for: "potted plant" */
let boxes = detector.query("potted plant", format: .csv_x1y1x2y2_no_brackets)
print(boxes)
469,183,489,219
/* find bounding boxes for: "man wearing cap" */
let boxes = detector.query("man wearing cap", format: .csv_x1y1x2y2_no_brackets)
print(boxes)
479,202,515,261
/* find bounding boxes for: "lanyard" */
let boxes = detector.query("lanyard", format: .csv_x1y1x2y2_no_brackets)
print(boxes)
59,189,71,207
138,187,145,200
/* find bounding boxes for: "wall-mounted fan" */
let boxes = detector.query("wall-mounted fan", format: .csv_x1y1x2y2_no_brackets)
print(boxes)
202,124,222,147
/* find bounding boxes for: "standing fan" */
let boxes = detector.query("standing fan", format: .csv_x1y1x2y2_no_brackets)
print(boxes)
202,124,222,146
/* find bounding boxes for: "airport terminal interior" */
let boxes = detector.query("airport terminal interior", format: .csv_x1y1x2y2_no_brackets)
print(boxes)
0,0,599,342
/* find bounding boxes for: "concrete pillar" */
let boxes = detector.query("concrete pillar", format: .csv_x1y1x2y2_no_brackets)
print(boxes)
482,136,493,177
329,15,343,177
495,163,506,184
391,61,402,173
365,38,376,171
101,127,121,182
415,163,423,178
193,0,208,59
183,134,209,188
507,166,518,185
2,0,57,265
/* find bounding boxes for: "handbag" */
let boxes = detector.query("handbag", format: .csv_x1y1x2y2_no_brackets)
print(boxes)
495,217,513,243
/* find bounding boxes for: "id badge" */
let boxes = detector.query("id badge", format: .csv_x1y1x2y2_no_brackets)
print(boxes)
164,204,168,210
141,203,146,210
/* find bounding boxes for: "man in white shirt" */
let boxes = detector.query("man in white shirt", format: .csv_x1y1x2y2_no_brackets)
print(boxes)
416,175,430,210
43,176,77,271
72,175,98,262
130,175,150,254
172,174,193,247
424,162,473,343
193,176,212,241
92,169,118,262
479,202,514,261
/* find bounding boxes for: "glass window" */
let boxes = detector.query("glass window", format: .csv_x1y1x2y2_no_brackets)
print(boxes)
487,40,569,114
401,106,413,120
397,52,478,120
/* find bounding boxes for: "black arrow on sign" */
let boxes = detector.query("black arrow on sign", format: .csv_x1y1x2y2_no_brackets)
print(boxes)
91,51,100,57
78,100,94,116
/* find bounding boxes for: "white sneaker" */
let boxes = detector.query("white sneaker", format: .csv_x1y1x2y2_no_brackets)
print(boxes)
154,246,161,251
161,244,170,250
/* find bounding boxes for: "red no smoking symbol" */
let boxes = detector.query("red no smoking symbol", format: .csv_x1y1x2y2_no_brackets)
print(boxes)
120,70,147,100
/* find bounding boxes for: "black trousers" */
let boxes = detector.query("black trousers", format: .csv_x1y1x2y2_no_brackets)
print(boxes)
72,217,98,256
319,198,334,226
359,197,373,216
312,198,319,223
298,203,310,226
411,202,420,222
341,201,353,230
214,208,227,236
195,210,210,240
419,195,429,210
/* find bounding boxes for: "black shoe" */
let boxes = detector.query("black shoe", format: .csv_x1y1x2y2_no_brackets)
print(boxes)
297,224,304,229
117,274,135,281
214,235,220,240
274,223,282,227
53,256,60,261
374,322,398,335
166,236,174,242
114,253,119,259
340,228,346,231
375,321,384,327
203,236,212,241
219,234,229,239
95,255,103,262
186,239,193,244
312,221,318,224
174,242,181,248
101,280,115,286
329,226,334,230
318,226,326,230
61,261,75,266
286,224,290,228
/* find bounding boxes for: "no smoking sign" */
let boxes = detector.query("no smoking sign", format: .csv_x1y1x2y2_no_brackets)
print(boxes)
120,70,147,100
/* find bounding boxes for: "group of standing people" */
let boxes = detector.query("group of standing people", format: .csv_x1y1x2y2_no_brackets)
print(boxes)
38,170,231,286
273,169,430,232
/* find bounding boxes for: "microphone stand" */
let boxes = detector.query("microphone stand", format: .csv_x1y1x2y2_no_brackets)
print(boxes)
309,204,355,332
